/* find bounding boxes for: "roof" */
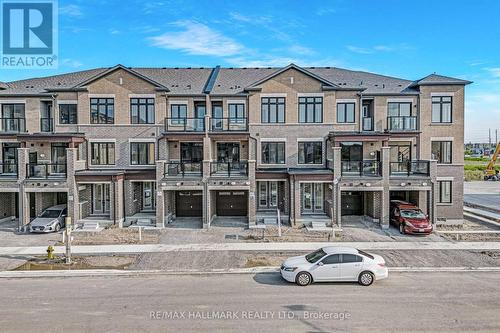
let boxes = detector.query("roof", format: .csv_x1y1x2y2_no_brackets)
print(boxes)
409,74,472,87
0,64,470,96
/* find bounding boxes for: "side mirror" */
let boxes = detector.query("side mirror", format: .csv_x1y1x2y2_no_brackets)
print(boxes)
317,261,324,266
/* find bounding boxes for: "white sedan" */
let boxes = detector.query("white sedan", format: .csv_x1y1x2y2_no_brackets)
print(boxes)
280,247,388,286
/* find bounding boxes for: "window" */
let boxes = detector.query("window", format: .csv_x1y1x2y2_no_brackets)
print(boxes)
341,254,363,263
261,142,285,164
131,98,154,124
229,103,245,123
321,254,341,265
1,104,25,131
91,142,115,165
431,141,452,164
261,97,285,123
59,104,77,124
337,103,355,123
130,142,155,165
299,97,322,123
298,142,322,164
258,181,278,208
90,98,114,124
170,104,187,124
432,96,452,123
438,181,452,203
387,102,412,117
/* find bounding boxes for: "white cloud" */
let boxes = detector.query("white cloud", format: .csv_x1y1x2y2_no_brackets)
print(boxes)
287,44,316,56
346,45,374,54
109,29,121,35
59,5,83,18
485,67,500,77
148,20,245,57
347,44,411,54
316,7,336,16
61,58,83,68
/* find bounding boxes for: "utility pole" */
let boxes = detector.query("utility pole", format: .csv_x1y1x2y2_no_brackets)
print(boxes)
489,128,492,148
496,129,498,144
65,217,72,264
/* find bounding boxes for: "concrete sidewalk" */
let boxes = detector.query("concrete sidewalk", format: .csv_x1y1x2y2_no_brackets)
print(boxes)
2,241,500,256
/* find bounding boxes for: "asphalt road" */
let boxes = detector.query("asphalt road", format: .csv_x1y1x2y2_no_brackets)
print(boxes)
1,272,499,333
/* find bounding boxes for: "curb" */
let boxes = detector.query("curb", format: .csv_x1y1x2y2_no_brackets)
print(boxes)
1,266,500,279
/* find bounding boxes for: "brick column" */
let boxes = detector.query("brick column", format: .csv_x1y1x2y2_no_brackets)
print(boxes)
113,176,124,227
380,146,391,229
66,147,80,225
248,160,256,226
332,146,342,226
17,148,29,230
156,160,166,228
429,160,438,225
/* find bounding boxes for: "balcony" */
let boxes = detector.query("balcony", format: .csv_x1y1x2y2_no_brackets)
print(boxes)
0,118,26,133
210,118,248,132
390,161,430,176
0,162,18,178
387,116,417,132
362,117,374,131
341,161,382,177
210,161,248,177
26,163,67,179
40,118,54,132
164,118,205,132
164,162,202,177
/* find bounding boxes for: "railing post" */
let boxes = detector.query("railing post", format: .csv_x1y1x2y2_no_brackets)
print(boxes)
407,161,411,176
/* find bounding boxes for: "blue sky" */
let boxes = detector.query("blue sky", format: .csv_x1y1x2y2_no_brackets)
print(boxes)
1,0,500,142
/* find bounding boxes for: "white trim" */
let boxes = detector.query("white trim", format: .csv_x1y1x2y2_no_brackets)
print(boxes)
431,92,455,97
297,138,323,142
260,93,287,98
431,137,454,141
336,99,357,103
437,177,454,181
88,94,115,98
260,138,287,142
387,98,414,103
57,100,77,105
0,99,26,104
129,94,155,98
227,100,246,105
298,180,330,184
256,179,287,182
168,100,188,105
297,93,324,97
128,138,155,143
88,138,117,143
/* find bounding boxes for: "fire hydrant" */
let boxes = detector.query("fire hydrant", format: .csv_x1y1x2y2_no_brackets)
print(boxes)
46,245,54,259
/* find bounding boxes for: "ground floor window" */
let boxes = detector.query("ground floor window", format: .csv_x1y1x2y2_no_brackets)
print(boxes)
438,181,452,203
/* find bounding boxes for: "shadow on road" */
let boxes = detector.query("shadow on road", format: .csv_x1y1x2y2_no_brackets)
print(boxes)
252,272,290,286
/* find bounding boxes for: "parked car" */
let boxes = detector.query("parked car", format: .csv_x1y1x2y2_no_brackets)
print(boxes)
29,204,67,233
280,247,388,286
390,200,433,235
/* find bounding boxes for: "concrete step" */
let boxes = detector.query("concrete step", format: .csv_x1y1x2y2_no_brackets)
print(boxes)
263,218,277,225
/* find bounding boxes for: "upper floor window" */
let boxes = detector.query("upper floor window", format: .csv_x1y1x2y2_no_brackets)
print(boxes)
1,103,26,132
337,103,355,123
90,98,114,124
298,141,322,164
299,97,323,123
261,142,285,164
229,103,245,123
388,102,411,117
170,104,187,124
91,142,115,165
59,104,77,124
438,180,452,203
131,98,154,124
432,96,452,123
261,97,285,123
431,141,452,164
130,142,155,165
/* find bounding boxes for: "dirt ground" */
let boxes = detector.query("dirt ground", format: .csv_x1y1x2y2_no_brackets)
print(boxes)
72,227,160,245
12,255,137,271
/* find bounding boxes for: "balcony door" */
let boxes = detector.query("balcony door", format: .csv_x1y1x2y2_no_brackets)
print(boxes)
2,104,25,132
212,102,223,130
362,102,374,131
2,143,20,174
40,101,53,132
194,102,206,131
180,142,203,163
92,184,110,215
51,143,68,174
217,142,240,163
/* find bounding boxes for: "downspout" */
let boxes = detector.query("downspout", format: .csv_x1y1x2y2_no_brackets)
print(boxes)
112,176,116,226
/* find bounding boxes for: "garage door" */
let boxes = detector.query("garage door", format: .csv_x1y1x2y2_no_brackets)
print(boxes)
216,191,248,216
176,191,202,217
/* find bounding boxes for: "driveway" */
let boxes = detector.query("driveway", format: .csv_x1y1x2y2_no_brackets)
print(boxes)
0,219,62,247
464,181,500,212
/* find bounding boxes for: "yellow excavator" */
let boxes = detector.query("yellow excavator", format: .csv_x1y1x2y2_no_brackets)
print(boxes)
484,142,500,181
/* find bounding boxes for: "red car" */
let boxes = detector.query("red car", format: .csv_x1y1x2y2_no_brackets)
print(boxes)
390,200,433,235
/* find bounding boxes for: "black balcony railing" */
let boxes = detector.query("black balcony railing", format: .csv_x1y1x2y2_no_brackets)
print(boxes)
164,118,205,132
210,161,248,177
387,116,417,131
0,118,26,132
40,118,54,132
211,118,248,132
390,160,430,176
0,162,18,177
341,161,382,177
164,162,202,177
26,163,67,179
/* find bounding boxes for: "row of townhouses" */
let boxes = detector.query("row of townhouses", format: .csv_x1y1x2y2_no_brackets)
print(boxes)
0,64,470,230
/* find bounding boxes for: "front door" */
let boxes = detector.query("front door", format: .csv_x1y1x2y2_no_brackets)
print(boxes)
2,143,20,174
29,193,36,219
302,183,324,214
93,184,110,215
311,254,341,281
142,182,156,210
258,181,278,209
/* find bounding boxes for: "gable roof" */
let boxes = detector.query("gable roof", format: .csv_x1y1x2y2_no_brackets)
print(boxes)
409,74,472,87
74,64,169,91
244,63,341,91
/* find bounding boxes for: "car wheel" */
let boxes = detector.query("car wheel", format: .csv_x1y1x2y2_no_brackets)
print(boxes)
54,223,61,232
358,271,374,286
295,272,312,286
399,223,405,234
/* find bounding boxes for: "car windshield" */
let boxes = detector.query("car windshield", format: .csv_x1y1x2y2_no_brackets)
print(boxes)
305,248,327,263
400,209,426,219
40,210,61,218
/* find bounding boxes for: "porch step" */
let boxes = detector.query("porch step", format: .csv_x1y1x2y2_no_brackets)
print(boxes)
306,221,331,232
263,218,277,225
